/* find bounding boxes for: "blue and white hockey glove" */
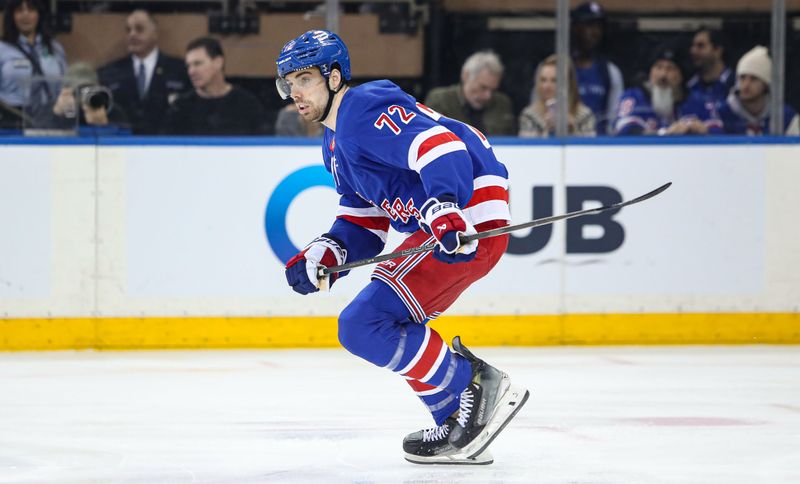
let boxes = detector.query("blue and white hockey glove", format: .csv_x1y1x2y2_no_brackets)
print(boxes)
285,235,347,295
419,196,478,264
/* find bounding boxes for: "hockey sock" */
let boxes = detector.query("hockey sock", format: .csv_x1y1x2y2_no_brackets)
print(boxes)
338,280,472,425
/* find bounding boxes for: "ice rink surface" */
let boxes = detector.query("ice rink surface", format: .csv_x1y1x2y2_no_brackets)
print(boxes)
1,345,798,484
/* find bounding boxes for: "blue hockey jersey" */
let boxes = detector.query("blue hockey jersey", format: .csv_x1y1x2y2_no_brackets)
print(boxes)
321,80,511,263
686,67,735,108
576,58,621,135
717,92,800,135
613,86,723,135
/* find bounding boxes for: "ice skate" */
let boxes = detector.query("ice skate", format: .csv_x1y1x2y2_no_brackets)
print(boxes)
448,336,530,459
403,417,494,465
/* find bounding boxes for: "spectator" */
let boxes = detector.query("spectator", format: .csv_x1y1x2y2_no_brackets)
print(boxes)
275,103,322,137
0,0,66,129
613,45,721,136
423,50,515,136
571,1,623,135
718,46,799,135
687,27,734,107
163,37,266,135
519,54,595,137
98,9,189,134
34,62,130,134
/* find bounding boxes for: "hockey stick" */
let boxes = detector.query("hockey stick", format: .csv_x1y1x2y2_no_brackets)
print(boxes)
319,182,671,277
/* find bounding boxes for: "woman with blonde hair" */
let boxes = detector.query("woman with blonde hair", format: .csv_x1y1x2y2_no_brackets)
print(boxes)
519,54,595,137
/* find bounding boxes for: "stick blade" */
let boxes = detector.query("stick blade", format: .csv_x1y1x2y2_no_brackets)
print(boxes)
618,182,672,209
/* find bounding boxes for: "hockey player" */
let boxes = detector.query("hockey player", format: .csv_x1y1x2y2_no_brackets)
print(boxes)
276,30,529,465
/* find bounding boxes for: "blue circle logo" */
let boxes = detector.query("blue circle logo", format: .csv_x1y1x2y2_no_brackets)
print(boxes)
265,165,336,263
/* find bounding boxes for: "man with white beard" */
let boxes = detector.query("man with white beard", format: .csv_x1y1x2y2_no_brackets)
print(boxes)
613,45,721,136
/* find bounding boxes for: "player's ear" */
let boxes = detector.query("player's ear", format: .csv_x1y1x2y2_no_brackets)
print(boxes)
329,68,343,92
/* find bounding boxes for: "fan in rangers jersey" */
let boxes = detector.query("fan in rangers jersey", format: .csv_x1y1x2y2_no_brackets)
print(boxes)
276,30,529,465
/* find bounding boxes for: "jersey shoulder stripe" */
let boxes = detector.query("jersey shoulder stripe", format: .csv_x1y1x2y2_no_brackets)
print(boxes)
406,125,467,172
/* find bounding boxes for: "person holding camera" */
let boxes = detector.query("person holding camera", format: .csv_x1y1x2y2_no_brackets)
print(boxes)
518,54,596,137
35,62,129,133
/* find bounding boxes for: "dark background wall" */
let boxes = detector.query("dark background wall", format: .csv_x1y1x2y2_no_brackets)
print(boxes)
425,11,796,119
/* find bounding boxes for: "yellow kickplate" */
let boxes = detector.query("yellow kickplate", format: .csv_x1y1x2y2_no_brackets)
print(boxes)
1,313,798,350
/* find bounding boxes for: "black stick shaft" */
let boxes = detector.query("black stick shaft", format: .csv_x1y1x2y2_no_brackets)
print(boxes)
319,182,671,276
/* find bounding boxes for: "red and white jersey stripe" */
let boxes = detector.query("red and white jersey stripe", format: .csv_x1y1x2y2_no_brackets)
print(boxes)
336,205,390,243
406,126,467,173
463,174,511,225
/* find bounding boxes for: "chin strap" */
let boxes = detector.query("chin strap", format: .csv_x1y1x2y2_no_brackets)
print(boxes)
317,78,345,123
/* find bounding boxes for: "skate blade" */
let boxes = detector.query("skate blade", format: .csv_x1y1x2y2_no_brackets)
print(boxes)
462,384,530,459
405,448,493,465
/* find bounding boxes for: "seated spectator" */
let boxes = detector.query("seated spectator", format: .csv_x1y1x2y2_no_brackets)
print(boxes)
571,1,623,135
687,26,734,108
423,50,515,135
718,46,799,135
34,61,130,133
163,37,266,135
275,103,322,137
519,54,595,137
613,45,721,136
98,9,190,134
0,0,67,129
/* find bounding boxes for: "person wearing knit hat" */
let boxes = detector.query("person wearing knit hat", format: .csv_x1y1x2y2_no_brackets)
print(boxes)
716,46,800,135
737,46,771,86
612,42,722,136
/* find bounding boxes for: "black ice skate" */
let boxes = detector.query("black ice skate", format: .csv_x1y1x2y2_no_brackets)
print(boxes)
403,417,493,465
447,336,530,458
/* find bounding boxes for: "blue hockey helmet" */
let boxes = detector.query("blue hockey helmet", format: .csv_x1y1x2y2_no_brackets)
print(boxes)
275,30,351,99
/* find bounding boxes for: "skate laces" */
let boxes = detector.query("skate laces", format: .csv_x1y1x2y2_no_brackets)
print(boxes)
456,387,474,428
422,423,450,442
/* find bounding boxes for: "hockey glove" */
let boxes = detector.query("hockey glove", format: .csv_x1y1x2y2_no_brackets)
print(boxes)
420,197,478,264
285,235,347,295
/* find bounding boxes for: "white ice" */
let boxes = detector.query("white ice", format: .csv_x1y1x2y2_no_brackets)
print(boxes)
1,346,799,483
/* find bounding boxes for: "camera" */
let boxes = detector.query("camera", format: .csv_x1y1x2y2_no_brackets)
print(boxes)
75,84,113,111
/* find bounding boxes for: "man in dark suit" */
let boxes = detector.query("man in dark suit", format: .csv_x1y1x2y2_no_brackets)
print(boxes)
98,9,189,134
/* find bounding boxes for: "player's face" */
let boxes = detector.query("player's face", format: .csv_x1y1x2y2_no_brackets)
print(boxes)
537,65,557,102
737,74,767,102
690,32,719,68
285,69,328,122
13,2,39,37
650,60,682,90
462,68,500,111
186,48,223,90
126,11,158,57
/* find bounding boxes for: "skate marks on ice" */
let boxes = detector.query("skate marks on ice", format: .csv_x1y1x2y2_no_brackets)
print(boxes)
0,346,799,483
